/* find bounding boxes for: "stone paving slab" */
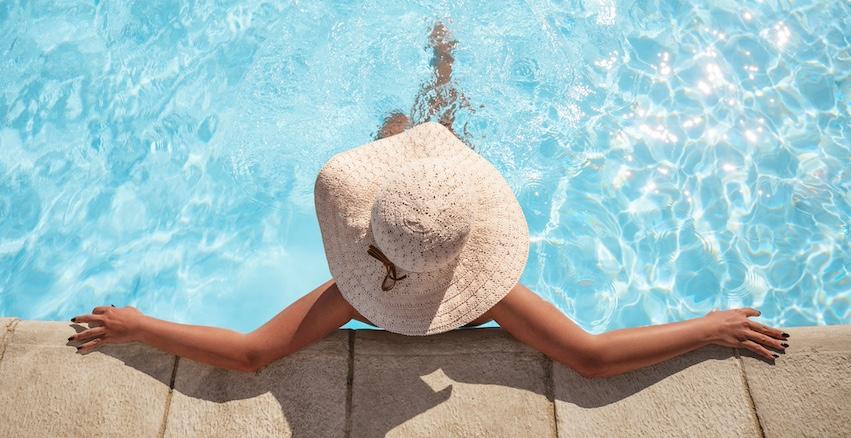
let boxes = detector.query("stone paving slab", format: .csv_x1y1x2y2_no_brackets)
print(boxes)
0,320,174,438
356,326,540,355
740,325,851,438
0,317,16,331
554,345,760,438
1,321,849,438
164,330,349,438
351,329,555,437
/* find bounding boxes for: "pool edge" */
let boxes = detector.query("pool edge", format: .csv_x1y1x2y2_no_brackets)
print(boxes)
0,320,848,437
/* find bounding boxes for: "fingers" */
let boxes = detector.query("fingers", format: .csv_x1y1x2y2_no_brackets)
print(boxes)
746,328,787,352
739,308,761,317
76,337,107,354
747,320,786,340
72,304,118,322
741,339,777,361
69,326,106,344
70,314,104,325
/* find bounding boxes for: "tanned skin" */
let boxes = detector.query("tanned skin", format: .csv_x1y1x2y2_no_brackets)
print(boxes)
70,280,788,378
69,23,790,378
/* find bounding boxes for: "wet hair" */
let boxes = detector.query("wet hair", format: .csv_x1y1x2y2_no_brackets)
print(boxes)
375,110,413,140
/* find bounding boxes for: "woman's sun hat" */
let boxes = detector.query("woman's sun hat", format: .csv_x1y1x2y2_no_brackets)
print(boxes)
314,122,529,336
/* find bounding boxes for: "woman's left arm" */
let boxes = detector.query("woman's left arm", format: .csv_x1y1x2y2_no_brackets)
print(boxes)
489,283,789,378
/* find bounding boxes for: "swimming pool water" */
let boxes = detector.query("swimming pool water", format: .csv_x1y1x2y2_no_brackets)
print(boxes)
1,0,848,333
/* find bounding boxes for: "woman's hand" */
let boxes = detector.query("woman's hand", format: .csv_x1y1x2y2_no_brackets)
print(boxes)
703,308,790,360
69,305,145,353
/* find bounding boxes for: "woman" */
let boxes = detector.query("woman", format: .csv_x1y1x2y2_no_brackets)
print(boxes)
68,23,789,379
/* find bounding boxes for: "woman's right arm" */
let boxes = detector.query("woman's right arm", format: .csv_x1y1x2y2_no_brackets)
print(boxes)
489,283,789,379
69,279,356,373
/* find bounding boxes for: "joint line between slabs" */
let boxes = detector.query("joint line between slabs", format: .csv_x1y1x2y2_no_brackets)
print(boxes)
158,355,180,438
345,329,355,438
0,319,21,365
547,357,558,437
736,349,766,438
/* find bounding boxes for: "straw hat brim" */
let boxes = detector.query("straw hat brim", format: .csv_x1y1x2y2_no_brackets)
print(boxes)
314,122,529,336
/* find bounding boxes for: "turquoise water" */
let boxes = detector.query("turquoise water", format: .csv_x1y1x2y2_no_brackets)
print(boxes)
1,1,848,333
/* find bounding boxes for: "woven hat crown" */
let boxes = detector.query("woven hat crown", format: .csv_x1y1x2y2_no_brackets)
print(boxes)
370,157,476,273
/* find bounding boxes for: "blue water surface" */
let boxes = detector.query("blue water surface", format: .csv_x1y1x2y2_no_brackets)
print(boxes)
1,0,849,333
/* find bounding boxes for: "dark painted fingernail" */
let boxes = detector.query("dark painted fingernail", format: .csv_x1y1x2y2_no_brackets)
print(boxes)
67,336,73,341
70,317,76,322
782,333,789,338
781,343,789,348
76,347,81,351
772,354,779,358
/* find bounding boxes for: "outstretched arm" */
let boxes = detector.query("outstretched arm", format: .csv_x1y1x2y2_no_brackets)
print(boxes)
69,279,355,373
489,283,790,379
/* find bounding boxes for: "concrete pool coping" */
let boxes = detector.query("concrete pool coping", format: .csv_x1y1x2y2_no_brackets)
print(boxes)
0,319,848,437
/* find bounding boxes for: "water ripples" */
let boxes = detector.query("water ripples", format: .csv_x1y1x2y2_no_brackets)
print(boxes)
0,0,848,331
